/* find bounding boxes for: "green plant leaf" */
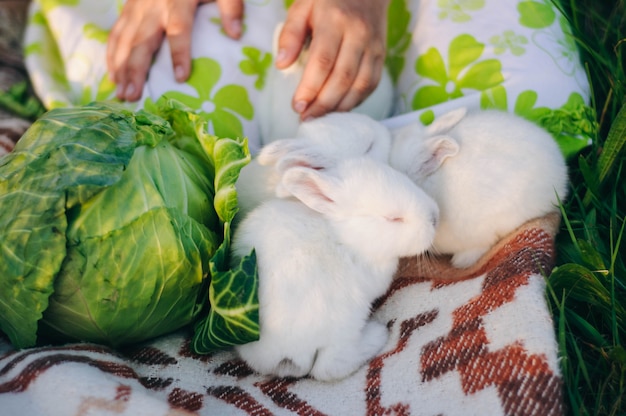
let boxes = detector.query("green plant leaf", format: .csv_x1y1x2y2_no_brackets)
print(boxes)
0,104,140,348
596,102,626,186
579,154,600,202
192,230,259,353
565,308,609,348
0,98,256,350
188,108,257,353
577,239,607,271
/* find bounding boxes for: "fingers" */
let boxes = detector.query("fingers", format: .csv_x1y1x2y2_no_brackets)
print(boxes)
298,45,384,120
294,33,345,118
282,0,388,120
337,53,384,112
107,0,201,102
216,0,245,39
276,0,312,69
165,0,198,82
107,0,166,101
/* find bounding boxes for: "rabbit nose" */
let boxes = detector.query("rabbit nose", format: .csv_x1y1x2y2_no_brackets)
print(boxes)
431,212,439,228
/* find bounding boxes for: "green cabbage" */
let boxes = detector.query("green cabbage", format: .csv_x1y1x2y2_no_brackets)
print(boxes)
0,98,259,350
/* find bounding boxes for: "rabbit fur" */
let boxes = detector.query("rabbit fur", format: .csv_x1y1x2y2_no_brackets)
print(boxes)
390,107,568,268
235,111,392,218
231,156,439,380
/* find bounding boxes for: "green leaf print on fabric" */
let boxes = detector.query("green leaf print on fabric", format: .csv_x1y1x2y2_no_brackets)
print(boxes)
79,74,117,104
157,58,254,140
490,30,529,56
513,90,552,120
210,17,248,38
83,23,109,43
533,15,580,77
25,9,71,108
517,0,556,29
420,110,436,126
24,42,42,57
438,0,485,23
412,34,504,110
39,0,80,14
239,47,272,90
386,0,411,84
481,87,552,122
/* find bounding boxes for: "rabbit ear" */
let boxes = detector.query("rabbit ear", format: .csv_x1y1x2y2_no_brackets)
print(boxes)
257,139,309,166
417,135,460,177
274,149,335,199
426,107,467,136
281,167,339,215
275,148,336,173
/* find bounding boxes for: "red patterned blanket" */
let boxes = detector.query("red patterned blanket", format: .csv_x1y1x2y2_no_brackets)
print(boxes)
0,213,564,415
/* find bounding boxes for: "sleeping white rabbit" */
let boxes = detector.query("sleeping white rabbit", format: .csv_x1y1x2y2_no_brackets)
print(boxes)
235,111,392,218
231,156,439,380
258,23,394,145
390,107,569,269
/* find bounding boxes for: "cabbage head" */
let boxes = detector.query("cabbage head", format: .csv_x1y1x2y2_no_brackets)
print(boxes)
0,98,258,350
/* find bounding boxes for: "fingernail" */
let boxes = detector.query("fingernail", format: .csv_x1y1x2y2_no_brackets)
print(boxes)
125,83,136,98
294,100,307,113
276,48,287,64
175,65,186,82
229,18,242,38
116,84,125,99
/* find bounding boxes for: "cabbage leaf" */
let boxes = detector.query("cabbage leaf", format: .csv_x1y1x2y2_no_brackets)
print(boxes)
0,98,259,350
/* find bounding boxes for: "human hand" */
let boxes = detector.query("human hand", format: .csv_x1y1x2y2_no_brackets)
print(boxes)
107,0,245,102
276,0,389,120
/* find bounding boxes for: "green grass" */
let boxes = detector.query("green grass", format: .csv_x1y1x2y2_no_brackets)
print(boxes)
549,0,626,414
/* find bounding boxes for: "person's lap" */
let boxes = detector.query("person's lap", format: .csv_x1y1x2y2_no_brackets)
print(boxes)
23,0,591,157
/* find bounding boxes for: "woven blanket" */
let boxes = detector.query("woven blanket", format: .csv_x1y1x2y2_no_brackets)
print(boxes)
0,211,564,416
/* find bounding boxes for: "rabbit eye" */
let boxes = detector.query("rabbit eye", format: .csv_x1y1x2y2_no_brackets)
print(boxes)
385,216,404,223
431,213,439,228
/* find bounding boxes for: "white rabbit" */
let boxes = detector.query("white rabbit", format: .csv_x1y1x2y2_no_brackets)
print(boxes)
258,23,394,145
235,111,392,218
390,107,568,269
259,111,392,171
231,157,439,381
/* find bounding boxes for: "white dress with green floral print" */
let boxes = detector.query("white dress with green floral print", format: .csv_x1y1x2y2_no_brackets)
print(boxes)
23,0,592,157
